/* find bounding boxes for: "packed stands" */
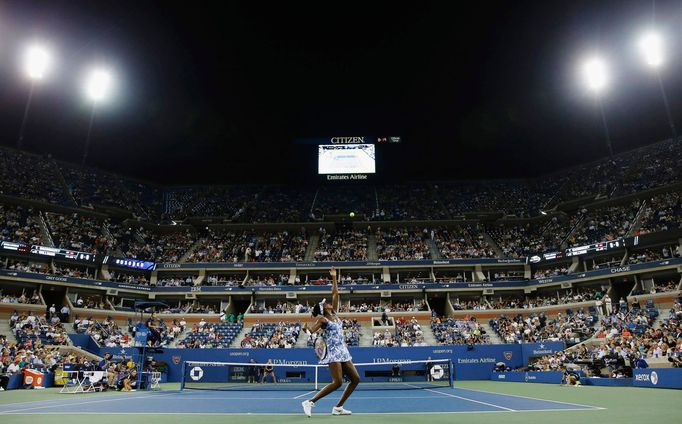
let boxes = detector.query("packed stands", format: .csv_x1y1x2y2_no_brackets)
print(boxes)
433,226,494,259
314,227,368,261
44,212,112,253
489,310,596,345
376,227,430,260
431,317,490,345
0,147,71,205
0,204,44,245
239,321,300,348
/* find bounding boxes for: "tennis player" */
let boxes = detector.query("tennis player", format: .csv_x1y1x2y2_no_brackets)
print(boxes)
301,267,359,417
261,359,277,384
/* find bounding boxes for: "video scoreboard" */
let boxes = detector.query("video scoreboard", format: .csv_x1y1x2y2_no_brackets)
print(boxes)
528,239,625,263
297,135,401,181
0,241,97,263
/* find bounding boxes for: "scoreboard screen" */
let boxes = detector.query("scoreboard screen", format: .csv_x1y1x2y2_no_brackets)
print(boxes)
318,144,376,175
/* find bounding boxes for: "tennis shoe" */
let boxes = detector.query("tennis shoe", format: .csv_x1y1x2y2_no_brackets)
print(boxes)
302,400,315,417
332,406,352,415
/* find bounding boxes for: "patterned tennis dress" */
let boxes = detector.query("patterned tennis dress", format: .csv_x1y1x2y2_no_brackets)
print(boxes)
319,317,352,364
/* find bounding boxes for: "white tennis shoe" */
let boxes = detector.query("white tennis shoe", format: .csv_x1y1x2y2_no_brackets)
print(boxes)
331,406,352,415
302,400,315,417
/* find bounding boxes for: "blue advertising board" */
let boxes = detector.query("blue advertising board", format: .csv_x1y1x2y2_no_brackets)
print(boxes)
1,257,680,294
491,371,563,384
92,342,561,383
633,368,682,389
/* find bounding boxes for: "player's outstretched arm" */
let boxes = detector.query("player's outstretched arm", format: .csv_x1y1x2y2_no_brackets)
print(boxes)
330,267,339,312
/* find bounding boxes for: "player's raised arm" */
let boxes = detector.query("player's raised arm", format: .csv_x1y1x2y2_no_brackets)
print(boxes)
330,266,339,312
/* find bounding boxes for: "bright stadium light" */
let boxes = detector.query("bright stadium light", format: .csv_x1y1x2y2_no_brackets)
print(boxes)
23,44,51,80
582,56,608,93
637,31,664,68
636,30,677,140
579,55,613,156
84,68,113,103
17,43,53,149
81,67,116,165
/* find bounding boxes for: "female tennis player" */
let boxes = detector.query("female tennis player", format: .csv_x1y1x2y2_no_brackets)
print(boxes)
301,267,360,417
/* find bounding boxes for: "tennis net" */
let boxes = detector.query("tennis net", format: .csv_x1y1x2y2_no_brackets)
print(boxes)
180,359,454,391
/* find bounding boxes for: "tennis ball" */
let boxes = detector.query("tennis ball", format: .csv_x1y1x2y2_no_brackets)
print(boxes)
349,212,355,218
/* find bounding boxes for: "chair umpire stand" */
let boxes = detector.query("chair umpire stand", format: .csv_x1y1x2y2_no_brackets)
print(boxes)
132,301,169,390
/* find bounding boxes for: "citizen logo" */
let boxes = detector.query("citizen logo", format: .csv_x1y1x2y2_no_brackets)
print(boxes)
330,136,365,144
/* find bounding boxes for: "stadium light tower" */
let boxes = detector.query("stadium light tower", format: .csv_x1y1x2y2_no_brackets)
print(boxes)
581,56,613,157
17,44,52,149
637,30,677,141
81,68,113,165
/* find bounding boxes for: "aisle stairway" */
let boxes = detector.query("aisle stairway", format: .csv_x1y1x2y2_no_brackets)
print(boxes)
0,319,17,343
651,307,671,329
426,238,442,259
356,320,378,347
419,322,439,345
481,322,504,344
230,326,251,348
179,238,204,263
481,231,504,258
367,234,378,261
305,234,319,261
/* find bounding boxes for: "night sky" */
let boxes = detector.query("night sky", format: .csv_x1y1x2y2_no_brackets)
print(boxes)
0,0,680,185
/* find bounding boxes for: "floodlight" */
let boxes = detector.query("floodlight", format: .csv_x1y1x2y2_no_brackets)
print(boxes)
638,31,664,68
23,45,51,80
582,56,608,93
85,68,113,102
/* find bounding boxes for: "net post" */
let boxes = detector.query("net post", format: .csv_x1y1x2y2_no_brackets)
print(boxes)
180,361,187,391
449,359,454,388
314,365,319,391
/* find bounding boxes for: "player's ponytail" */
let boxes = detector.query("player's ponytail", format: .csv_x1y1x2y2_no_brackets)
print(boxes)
312,303,322,317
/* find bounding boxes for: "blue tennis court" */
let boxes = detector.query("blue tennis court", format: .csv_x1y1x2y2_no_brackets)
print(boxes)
0,385,604,415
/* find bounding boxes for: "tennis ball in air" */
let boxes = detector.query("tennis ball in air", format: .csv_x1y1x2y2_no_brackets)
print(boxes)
349,212,355,218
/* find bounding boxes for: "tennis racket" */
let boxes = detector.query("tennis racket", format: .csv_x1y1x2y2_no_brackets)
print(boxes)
314,336,328,361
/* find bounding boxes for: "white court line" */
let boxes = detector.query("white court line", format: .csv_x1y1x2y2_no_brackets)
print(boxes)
454,386,605,410
419,387,516,412
1,408,606,416
133,395,458,400
0,391,178,414
293,390,316,399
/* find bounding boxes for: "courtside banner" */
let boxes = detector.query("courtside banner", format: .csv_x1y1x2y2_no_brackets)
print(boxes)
94,344,562,382
633,368,682,389
491,371,562,384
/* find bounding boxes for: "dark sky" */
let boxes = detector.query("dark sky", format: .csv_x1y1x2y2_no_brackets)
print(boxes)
0,0,681,185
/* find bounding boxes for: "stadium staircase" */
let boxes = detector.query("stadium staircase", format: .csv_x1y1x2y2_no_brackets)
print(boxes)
170,326,193,347
425,238,442,259
0,319,18,343
560,215,586,248
230,326,252,348
359,327,375,347
481,231,504,258
480,322,504,344
179,238,204,263
51,158,79,207
37,212,55,247
626,200,648,237
651,308,671,329
367,234,378,261
419,323,439,345
295,333,310,348
304,234,319,261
